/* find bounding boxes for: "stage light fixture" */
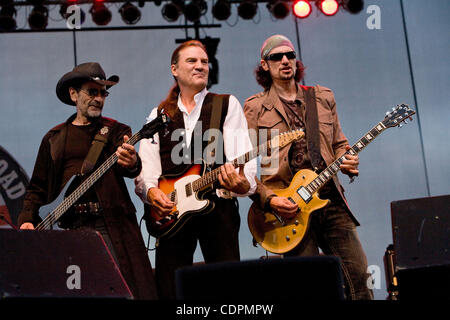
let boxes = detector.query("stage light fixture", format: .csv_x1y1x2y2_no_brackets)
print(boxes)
238,0,257,20
90,1,112,26
119,2,141,25
341,0,364,14
0,5,16,31
267,0,290,19
28,5,48,30
317,0,339,16
184,0,207,22
212,0,231,21
161,0,184,22
292,0,311,19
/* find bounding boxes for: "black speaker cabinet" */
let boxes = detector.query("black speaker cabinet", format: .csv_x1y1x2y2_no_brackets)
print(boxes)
175,256,344,300
391,195,450,300
0,229,133,299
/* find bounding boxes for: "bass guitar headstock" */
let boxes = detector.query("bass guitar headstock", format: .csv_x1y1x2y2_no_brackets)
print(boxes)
140,110,170,140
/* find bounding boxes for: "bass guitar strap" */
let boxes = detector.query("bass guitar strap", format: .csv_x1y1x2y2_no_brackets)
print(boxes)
81,118,116,175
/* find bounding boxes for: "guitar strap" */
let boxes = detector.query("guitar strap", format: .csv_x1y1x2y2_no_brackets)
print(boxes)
81,118,116,175
302,86,322,171
205,94,225,168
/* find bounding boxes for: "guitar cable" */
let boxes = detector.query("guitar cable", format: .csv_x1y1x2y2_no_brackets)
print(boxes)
139,215,157,251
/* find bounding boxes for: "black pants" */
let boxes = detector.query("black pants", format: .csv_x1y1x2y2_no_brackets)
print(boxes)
285,188,374,300
155,197,241,300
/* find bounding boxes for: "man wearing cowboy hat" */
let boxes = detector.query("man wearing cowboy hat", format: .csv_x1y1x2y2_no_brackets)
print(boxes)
18,62,157,299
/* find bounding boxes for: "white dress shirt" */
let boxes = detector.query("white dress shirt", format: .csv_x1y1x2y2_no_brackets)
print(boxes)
135,88,257,204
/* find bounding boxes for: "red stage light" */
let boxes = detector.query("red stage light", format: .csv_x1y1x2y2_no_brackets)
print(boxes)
318,0,339,16
293,0,312,19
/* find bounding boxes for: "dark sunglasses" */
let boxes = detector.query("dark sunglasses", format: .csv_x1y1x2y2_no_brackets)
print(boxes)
80,88,109,98
266,51,296,61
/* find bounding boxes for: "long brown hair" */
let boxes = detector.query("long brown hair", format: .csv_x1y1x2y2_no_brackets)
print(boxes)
158,40,208,118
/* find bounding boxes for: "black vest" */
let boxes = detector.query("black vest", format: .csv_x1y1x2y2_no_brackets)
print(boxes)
157,93,230,175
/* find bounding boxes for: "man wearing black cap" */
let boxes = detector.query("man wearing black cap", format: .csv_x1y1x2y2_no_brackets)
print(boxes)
18,62,157,300
244,35,373,300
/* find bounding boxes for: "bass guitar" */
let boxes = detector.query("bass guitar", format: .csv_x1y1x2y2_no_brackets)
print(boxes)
35,113,170,230
145,129,305,238
248,104,415,254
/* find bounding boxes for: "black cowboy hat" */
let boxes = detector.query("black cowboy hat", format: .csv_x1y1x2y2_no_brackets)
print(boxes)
56,62,119,106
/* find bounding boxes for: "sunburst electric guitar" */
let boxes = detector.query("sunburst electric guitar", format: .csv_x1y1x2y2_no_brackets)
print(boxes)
34,113,170,230
145,129,305,238
248,104,415,254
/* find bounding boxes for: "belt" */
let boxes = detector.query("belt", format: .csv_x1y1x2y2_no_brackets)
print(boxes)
73,202,103,216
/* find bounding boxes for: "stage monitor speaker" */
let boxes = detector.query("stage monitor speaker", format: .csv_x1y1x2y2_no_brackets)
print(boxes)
175,256,344,300
395,265,449,300
391,194,449,270
0,229,133,299
390,195,450,300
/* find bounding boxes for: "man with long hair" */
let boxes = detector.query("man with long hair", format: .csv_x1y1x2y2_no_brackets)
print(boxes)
244,35,373,300
135,40,257,299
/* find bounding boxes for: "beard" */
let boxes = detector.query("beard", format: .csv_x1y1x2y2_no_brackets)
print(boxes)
84,104,102,119
278,66,295,80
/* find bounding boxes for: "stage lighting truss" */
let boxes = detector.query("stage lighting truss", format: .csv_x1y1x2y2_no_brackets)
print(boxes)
293,0,364,18
0,1,366,32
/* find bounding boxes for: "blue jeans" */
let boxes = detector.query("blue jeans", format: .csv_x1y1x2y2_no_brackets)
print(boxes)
285,198,374,300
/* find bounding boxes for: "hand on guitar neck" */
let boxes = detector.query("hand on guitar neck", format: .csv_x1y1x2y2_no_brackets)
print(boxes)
116,135,138,170
339,145,360,176
218,163,250,195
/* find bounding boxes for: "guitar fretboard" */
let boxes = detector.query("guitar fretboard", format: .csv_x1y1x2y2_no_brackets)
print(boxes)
36,132,143,230
191,138,274,192
302,121,387,196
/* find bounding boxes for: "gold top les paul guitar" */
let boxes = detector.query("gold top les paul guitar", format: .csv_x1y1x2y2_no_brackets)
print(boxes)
248,104,415,254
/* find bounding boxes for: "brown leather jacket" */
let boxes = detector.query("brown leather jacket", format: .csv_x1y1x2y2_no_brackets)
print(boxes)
244,84,359,225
